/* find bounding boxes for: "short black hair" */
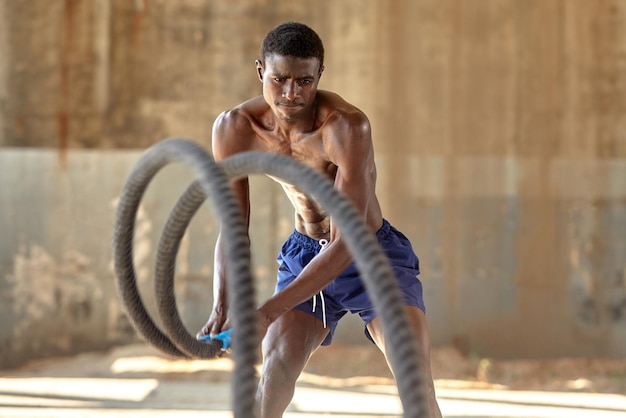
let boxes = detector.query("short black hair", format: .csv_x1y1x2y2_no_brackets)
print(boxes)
260,22,324,67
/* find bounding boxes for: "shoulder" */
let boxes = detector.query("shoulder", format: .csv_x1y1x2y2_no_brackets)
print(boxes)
317,90,369,121
212,96,268,158
213,96,267,134
317,91,372,148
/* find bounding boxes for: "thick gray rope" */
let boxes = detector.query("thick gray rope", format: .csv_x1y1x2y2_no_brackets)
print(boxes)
114,138,427,417
113,139,257,418
219,150,427,418
155,147,428,416
154,179,223,358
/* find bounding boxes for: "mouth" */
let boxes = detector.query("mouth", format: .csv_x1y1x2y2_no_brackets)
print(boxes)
277,102,303,108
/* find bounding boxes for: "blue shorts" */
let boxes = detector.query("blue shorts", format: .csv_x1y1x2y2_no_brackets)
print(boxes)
275,219,425,346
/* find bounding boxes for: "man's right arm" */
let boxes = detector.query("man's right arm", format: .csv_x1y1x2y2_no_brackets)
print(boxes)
198,110,252,337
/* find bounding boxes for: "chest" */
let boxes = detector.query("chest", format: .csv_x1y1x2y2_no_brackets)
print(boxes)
253,129,336,179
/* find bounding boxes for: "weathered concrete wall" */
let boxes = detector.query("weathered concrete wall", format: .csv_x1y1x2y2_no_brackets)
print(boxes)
0,148,292,369
0,0,7,142
1,0,625,367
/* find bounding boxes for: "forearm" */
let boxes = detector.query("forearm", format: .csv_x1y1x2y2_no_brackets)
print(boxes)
260,239,353,320
212,233,227,313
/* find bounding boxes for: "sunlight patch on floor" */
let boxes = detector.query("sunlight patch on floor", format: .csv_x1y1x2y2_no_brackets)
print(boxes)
0,377,158,403
290,386,403,415
110,356,234,374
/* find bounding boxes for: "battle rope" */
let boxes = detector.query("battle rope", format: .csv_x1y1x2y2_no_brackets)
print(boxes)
113,138,427,418
113,139,256,417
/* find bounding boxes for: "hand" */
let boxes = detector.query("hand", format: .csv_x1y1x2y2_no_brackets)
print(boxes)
196,307,229,339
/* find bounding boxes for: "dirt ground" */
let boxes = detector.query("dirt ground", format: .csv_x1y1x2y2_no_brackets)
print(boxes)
305,344,626,395
9,343,626,397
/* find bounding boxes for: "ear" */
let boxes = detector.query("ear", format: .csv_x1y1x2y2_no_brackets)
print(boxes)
255,60,264,82
318,65,325,79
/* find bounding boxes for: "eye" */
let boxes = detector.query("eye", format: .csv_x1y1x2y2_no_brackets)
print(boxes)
273,77,285,82
298,79,312,86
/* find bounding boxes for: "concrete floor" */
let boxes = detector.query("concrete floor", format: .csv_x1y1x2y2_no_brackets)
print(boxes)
1,344,625,418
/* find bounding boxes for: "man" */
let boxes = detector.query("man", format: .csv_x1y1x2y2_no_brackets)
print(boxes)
198,22,442,417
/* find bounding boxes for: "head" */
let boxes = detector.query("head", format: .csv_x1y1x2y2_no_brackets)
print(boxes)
259,21,325,69
256,22,325,122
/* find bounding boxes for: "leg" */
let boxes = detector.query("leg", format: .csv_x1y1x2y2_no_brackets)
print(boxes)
257,309,329,418
367,306,443,418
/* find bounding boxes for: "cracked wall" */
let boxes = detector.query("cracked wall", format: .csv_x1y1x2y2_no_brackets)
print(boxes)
1,0,625,367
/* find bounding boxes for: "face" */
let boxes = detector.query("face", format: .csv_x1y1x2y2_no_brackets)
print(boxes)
256,53,323,122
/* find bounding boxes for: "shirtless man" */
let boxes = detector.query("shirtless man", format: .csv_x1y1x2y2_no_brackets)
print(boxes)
198,22,442,418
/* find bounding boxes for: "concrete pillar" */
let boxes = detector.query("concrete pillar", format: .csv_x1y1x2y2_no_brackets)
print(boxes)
0,0,8,146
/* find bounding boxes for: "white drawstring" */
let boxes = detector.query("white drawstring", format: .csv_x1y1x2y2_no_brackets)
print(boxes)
312,238,329,328
312,290,327,328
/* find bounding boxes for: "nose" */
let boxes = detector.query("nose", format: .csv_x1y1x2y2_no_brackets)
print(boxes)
282,80,298,101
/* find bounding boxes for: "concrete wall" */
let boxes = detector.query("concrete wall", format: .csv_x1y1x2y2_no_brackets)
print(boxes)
1,0,625,368
0,148,291,369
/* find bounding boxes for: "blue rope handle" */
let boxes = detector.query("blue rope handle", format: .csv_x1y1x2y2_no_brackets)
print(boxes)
198,329,233,351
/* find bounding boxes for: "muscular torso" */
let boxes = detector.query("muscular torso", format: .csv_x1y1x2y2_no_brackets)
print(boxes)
269,166,336,239
215,90,383,240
